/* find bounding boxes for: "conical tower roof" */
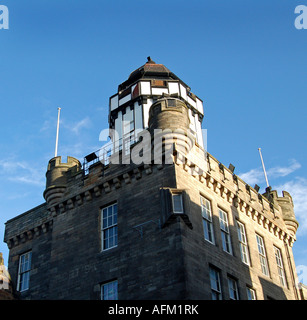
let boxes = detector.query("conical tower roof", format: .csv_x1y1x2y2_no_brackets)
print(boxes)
118,57,188,91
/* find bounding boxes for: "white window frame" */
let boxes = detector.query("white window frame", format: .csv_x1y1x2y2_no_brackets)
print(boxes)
246,287,257,300
219,209,232,254
256,234,269,276
237,221,250,265
101,203,118,251
209,267,222,300
101,280,118,300
200,196,215,244
274,246,286,287
172,193,184,214
17,251,32,292
228,277,239,300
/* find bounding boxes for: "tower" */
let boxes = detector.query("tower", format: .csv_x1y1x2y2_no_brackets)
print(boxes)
108,57,204,153
43,156,81,206
265,189,299,238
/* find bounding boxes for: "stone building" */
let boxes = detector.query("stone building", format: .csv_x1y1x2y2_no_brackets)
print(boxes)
0,252,15,300
3,58,301,300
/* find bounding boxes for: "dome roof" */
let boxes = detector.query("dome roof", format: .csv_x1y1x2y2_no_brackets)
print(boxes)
128,57,171,80
118,57,184,91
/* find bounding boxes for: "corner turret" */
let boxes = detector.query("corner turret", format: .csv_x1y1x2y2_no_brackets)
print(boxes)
276,190,299,237
264,187,299,237
43,156,81,206
148,97,195,160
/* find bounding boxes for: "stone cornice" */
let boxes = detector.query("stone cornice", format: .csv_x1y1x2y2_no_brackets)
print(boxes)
6,220,53,249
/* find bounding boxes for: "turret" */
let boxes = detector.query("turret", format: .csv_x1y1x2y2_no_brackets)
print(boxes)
276,191,299,237
264,187,299,237
148,96,195,162
43,156,81,206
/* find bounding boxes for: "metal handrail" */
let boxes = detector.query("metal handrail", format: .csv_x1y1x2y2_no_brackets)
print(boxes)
83,132,138,175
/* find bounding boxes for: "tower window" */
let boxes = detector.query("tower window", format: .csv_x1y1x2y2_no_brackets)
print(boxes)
246,287,257,300
274,246,287,287
200,196,215,244
209,266,222,300
101,280,118,300
172,193,184,214
101,203,118,251
237,221,250,265
228,277,239,300
17,251,32,292
256,234,269,276
219,209,232,254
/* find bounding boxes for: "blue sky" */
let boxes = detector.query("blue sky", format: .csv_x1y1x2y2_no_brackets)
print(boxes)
0,0,306,285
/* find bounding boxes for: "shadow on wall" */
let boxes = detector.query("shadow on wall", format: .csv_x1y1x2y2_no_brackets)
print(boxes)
259,277,287,300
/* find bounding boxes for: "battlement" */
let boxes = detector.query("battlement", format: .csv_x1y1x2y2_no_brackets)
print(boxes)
275,190,298,237
47,156,81,171
44,156,81,206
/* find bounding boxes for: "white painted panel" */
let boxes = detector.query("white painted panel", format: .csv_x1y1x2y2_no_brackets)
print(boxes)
134,102,143,132
140,81,151,95
168,82,179,95
195,113,204,148
152,88,169,95
119,94,131,106
189,109,196,132
110,95,118,111
179,84,187,100
114,111,123,149
187,96,197,108
196,98,204,114
143,99,153,128
123,107,134,135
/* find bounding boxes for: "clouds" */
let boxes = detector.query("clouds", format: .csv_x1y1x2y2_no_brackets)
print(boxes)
297,264,307,285
274,177,307,236
0,159,45,187
238,159,307,236
238,159,301,186
60,116,92,135
40,114,92,136
70,117,91,135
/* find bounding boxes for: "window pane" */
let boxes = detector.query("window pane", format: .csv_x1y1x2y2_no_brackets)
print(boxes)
274,247,286,286
210,267,221,300
173,194,183,213
101,203,118,251
203,220,212,242
247,287,256,300
237,222,249,265
18,252,32,292
102,281,118,300
228,278,239,300
219,210,229,232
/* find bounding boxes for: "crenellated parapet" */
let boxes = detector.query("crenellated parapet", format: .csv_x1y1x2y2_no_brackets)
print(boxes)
43,156,81,206
173,148,297,247
274,190,299,237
